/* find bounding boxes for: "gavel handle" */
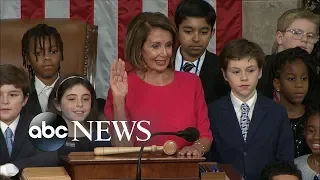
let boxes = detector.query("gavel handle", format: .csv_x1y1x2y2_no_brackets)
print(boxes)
94,145,163,155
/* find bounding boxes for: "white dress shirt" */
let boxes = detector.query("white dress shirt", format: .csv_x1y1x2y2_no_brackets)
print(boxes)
0,116,20,177
174,46,206,76
230,90,258,125
34,75,59,112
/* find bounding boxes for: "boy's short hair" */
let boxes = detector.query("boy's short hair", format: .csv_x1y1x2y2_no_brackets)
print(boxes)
0,64,30,96
219,38,265,71
260,161,302,180
174,0,216,30
277,8,320,32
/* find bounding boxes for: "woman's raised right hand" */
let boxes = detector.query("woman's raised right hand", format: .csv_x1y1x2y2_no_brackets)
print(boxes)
110,58,128,100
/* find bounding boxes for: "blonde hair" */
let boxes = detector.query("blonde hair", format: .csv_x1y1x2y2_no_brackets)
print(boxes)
124,12,178,72
277,8,320,32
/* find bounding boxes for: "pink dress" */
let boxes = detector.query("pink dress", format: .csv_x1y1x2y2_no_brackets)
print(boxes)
104,71,213,149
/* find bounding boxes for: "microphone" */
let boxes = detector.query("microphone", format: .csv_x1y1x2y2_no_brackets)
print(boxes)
136,127,200,180
176,127,200,142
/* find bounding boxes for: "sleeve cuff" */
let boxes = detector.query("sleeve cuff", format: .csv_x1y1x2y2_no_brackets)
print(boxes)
0,163,19,177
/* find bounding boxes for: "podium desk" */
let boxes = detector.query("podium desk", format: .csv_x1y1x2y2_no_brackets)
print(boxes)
61,152,205,180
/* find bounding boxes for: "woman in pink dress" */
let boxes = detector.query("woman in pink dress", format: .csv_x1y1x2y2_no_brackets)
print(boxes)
104,12,212,156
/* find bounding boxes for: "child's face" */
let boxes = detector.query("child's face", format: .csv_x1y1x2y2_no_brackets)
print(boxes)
305,113,320,155
275,59,309,104
277,19,318,54
272,175,299,180
222,58,262,101
27,36,61,79
55,84,92,122
0,85,28,124
178,17,213,59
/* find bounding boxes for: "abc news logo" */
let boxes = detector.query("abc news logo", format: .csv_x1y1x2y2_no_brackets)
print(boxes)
28,112,151,152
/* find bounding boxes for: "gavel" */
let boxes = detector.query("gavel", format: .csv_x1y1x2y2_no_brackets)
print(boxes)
94,140,177,156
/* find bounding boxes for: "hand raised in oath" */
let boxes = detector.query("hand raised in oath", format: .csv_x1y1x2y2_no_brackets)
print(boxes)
110,58,128,100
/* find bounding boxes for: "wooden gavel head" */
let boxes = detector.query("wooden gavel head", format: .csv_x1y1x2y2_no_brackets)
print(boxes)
162,140,177,155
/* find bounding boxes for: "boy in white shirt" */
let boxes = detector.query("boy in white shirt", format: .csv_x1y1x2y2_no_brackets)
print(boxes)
0,64,58,179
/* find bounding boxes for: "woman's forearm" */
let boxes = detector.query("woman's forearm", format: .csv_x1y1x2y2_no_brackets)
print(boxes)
111,98,133,147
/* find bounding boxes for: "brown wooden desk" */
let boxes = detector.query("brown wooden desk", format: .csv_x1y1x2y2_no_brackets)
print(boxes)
19,155,241,180
61,152,205,180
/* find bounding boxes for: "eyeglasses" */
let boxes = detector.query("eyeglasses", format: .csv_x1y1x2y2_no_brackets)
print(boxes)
283,29,319,44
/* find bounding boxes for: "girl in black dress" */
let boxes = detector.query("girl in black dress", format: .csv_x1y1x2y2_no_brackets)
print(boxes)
271,47,317,158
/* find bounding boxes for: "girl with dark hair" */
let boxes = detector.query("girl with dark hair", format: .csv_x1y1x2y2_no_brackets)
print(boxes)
271,47,316,157
48,75,111,156
295,103,320,180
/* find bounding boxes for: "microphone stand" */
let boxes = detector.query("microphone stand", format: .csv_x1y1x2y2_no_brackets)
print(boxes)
136,132,176,180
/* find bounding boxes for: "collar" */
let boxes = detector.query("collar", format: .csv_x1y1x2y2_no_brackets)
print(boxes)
175,46,206,71
230,90,258,113
35,74,60,96
0,115,20,136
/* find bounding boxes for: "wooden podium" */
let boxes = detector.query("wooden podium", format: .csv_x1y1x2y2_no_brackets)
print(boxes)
61,152,205,180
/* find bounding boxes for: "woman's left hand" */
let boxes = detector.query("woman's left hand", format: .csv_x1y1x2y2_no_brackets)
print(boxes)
178,144,203,156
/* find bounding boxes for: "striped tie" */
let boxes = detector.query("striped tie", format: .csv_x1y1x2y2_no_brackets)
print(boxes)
240,103,250,142
182,62,195,72
5,127,13,156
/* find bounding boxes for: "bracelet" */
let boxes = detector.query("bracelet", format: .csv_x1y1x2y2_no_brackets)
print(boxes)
193,141,205,155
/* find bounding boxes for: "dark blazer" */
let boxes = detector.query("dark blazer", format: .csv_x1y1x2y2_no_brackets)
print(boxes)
257,55,276,99
0,112,59,178
23,79,42,119
199,51,230,104
208,93,294,180
176,50,230,104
